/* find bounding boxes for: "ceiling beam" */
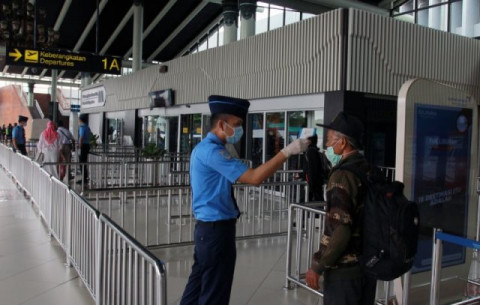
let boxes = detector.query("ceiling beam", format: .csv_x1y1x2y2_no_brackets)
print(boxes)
59,0,109,79
100,5,134,55
39,0,73,81
147,1,209,62
124,0,177,58
175,14,222,58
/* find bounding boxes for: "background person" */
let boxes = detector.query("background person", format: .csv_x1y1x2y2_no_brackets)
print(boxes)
37,121,62,178
180,95,309,305
78,114,91,183
12,116,28,155
303,134,330,202
56,120,75,181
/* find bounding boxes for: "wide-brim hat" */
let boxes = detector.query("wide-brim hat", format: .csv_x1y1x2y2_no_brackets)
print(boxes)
18,115,28,122
317,112,364,149
208,95,250,119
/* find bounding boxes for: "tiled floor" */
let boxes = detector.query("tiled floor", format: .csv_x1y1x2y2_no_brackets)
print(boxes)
151,237,323,305
0,170,94,305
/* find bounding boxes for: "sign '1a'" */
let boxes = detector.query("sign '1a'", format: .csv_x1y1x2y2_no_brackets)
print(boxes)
5,46,123,75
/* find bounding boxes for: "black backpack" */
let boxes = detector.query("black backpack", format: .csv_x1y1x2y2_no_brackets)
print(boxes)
336,165,420,281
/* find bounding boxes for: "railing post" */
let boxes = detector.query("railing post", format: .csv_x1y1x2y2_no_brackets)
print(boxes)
285,203,293,289
430,228,443,305
95,217,104,305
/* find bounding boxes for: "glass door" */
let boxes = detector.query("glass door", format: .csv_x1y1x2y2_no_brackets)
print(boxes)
247,113,264,167
180,114,202,154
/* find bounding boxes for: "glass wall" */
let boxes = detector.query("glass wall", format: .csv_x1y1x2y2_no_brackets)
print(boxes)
245,109,323,170
143,116,178,153
183,2,317,56
391,0,478,37
180,114,202,154
106,118,123,145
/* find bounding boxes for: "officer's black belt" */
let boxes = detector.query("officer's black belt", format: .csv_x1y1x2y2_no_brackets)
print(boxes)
196,219,236,226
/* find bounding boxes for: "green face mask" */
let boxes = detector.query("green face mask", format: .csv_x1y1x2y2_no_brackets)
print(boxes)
325,146,341,167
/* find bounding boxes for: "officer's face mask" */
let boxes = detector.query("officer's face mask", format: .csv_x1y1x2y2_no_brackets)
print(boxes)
325,138,342,167
223,121,243,144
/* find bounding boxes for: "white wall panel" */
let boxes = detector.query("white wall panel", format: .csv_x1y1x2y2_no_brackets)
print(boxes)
82,10,344,113
347,9,480,101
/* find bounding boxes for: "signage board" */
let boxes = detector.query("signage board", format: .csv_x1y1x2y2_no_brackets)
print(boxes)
6,47,122,75
396,79,478,273
81,86,106,109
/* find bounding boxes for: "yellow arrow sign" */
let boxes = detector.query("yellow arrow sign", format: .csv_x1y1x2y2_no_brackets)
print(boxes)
8,48,22,61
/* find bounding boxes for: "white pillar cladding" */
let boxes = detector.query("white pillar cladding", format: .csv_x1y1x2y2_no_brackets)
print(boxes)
222,0,238,44
51,69,58,122
132,0,143,72
71,72,93,139
239,0,255,39
462,0,480,37
27,81,34,107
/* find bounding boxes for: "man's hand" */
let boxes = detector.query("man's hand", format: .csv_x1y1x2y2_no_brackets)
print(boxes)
281,138,309,158
306,268,320,290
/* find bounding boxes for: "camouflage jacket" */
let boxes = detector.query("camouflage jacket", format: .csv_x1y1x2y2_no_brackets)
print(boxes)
310,152,369,277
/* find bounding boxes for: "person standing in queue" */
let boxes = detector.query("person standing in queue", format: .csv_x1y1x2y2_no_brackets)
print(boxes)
12,115,28,155
78,114,91,184
305,112,376,305
180,95,309,305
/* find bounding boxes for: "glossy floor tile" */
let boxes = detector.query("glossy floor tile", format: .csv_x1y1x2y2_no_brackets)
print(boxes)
0,170,94,305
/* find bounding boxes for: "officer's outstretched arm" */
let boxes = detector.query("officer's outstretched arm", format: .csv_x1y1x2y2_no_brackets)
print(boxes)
238,139,309,186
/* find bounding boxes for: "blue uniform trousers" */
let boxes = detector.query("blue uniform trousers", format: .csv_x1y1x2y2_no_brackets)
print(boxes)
180,220,236,305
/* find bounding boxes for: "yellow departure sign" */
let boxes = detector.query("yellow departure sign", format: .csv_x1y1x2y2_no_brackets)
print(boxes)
6,47,122,75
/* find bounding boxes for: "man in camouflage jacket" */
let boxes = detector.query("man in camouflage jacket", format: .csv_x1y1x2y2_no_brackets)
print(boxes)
306,112,377,305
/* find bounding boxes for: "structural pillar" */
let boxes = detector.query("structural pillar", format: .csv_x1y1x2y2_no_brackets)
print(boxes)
239,0,256,39
222,0,238,44
132,0,143,72
27,81,34,108
51,69,58,122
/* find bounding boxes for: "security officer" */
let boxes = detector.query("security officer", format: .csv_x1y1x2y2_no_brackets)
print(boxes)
12,115,28,155
180,95,309,305
78,114,91,183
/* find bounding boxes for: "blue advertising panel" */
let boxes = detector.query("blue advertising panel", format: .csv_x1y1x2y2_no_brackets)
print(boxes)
412,104,472,272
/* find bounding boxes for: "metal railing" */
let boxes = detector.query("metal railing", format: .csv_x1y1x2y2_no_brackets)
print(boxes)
97,214,167,305
84,180,308,247
431,229,480,305
0,143,167,305
69,191,99,299
285,203,327,295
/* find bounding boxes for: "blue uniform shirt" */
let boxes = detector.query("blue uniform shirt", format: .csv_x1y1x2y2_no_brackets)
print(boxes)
78,125,91,144
12,125,25,144
190,132,249,222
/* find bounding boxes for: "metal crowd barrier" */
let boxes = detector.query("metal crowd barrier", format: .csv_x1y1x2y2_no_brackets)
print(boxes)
285,203,327,295
97,214,167,305
0,143,167,305
84,180,308,247
70,191,99,299
431,229,480,305
285,201,410,304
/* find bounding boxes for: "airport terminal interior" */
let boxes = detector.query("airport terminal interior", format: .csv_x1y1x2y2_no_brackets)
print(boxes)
1,0,480,304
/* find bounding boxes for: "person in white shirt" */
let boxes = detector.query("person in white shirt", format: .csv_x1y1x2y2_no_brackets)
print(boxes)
56,120,75,181
37,121,62,178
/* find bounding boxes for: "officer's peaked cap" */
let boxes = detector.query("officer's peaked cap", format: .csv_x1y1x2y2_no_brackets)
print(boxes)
208,95,250,119
317,111,364,149
79,114,88,122
18,115,28,122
